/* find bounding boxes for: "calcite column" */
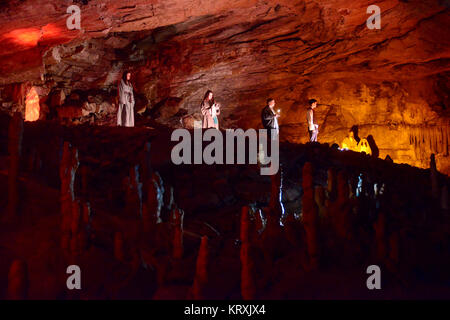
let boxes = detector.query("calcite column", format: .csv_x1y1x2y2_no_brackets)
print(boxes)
60,142,79,251
191,236,209,300
240,206,256,300
6,112,24,219
7,260,28,300
172,207,184,259
301,162,319,269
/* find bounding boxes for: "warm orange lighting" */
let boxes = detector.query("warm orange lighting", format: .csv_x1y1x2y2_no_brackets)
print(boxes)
4,28,41,47
358,138,372,155
25,87,40,122
341,132,358,151
341,133,372,155
41,24,61,37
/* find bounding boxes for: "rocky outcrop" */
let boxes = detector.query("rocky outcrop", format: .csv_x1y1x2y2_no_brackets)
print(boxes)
0,0,449,173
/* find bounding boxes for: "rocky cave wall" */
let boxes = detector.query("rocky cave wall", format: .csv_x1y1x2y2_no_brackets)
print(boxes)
0,0,449,174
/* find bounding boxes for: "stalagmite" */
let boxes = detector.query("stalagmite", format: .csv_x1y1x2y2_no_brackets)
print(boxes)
387,231,400,269
70,199,82,255
114,231,126,262
172,207,184,259
268,166,284,228
240,206,256,300
142,172,164,231
441,184,448,211
80,165,89,200
328,171,352,240
191,236,209,300
6,112,24,219
252,207,265,234
430,154,440,199
126,164,143,217
7,260,28,300
69,200,91,255
314,186,327,219
301,162,319,269
59,142,79,251
327,168,337,201
373,212,386,261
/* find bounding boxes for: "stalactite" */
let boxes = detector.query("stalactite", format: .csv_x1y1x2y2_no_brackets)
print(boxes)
191,236,209,300
301,162,319,269
172,207,184,259
240,206,256,300
6,112,24,220
59,142,79,251
7,260,28,300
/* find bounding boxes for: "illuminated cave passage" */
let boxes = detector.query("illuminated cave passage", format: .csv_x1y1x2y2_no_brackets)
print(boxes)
0,0,449,300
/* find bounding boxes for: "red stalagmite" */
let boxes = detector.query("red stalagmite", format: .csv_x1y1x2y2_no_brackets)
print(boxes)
191,236,209,300
172,207,184,259
59,142,79,251
6,112,23,220
301,162,319,269
7,260,28,300
240,206,256,300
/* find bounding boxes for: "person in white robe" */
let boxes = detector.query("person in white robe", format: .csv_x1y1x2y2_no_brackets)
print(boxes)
117,71,135,127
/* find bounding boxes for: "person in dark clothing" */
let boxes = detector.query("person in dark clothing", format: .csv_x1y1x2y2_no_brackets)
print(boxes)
261,98,280,138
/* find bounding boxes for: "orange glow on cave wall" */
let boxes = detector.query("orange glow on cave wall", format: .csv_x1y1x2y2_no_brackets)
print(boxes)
25,87,40,122
4,28,41,47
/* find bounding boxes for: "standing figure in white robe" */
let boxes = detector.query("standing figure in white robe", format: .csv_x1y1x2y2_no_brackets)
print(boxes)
117,71,135,127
